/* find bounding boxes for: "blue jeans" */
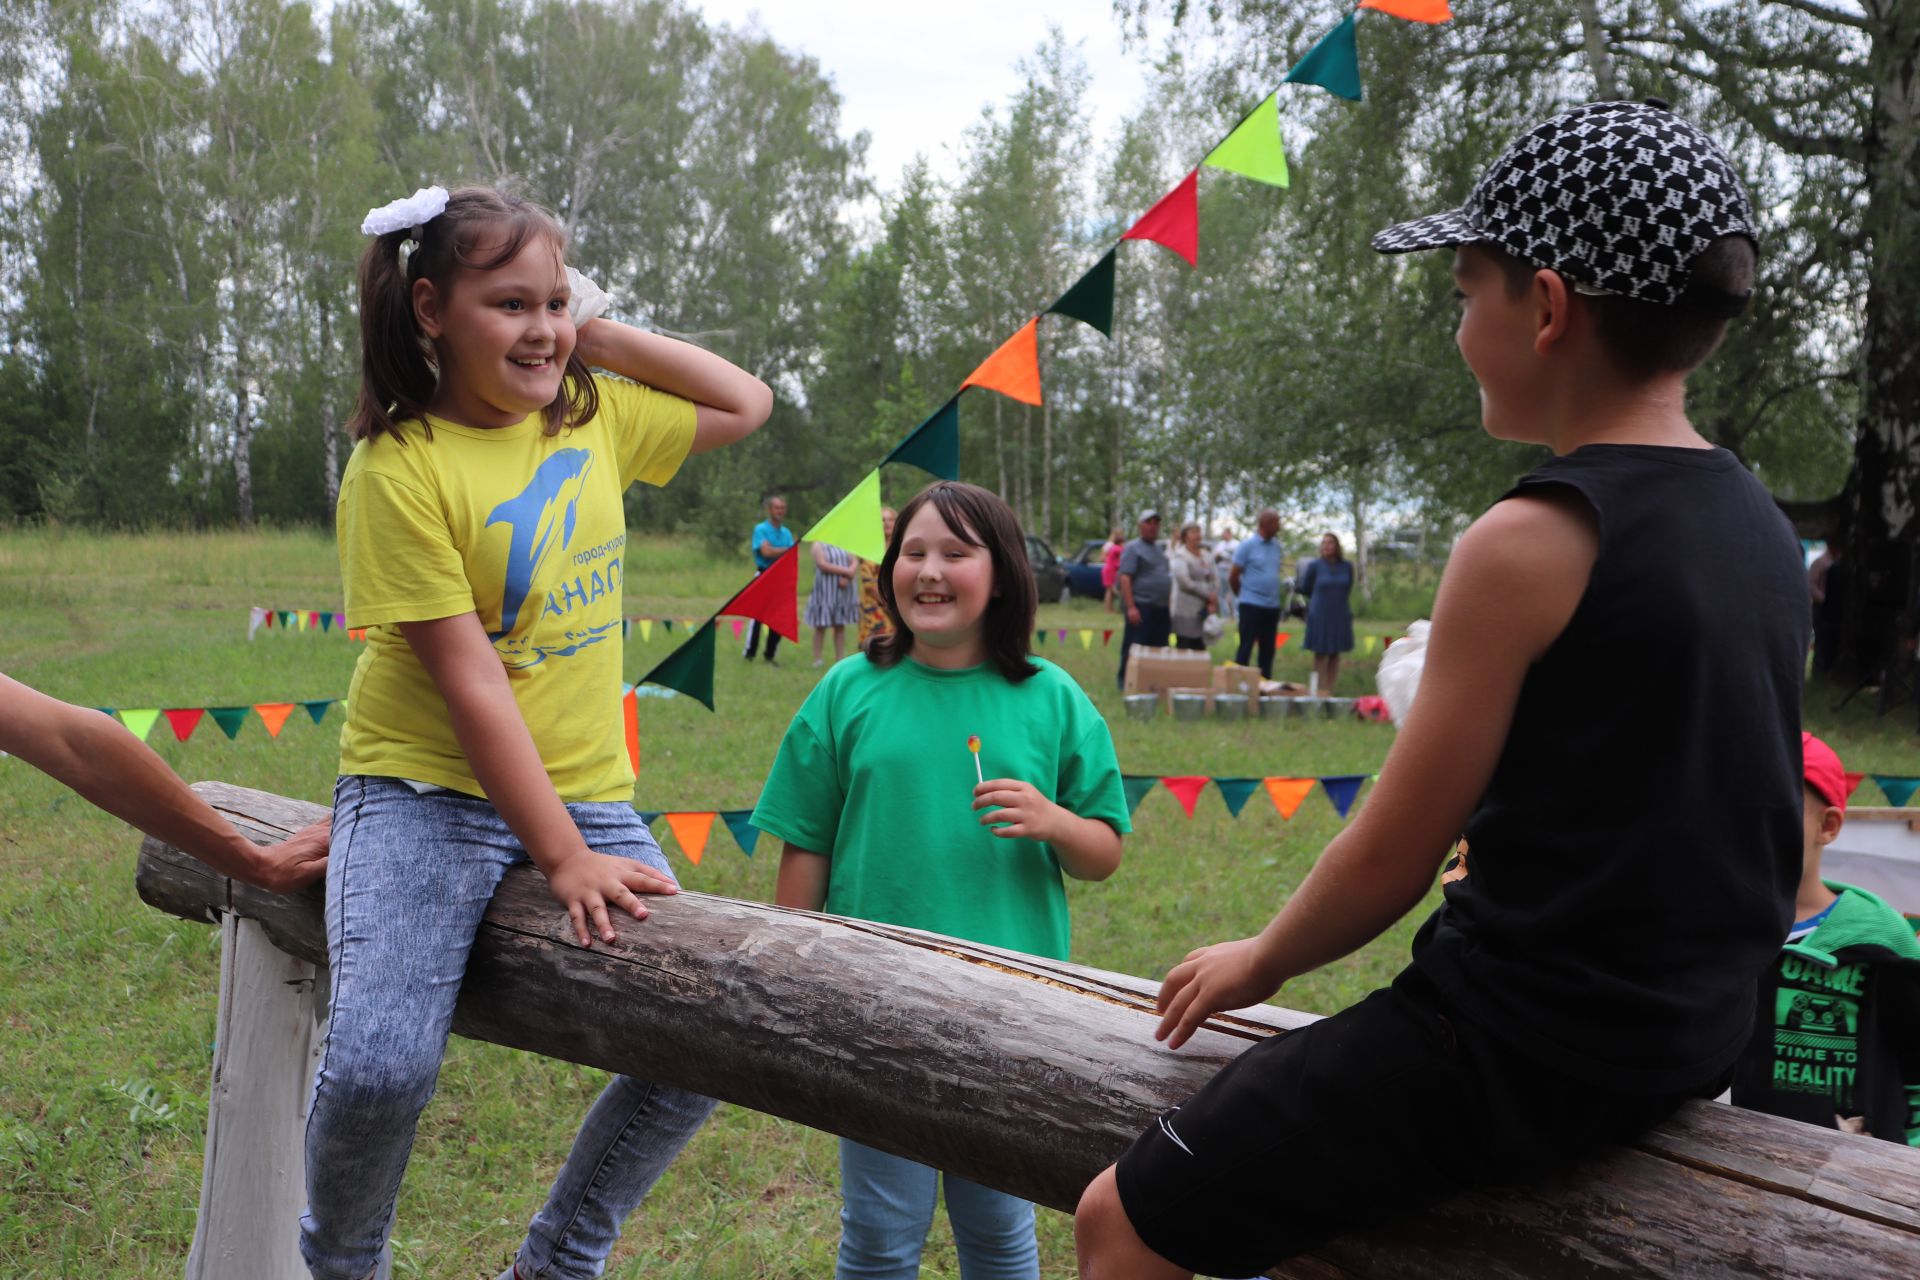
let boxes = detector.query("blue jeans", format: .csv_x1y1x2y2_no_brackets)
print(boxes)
836,1139,1038,1280
301,776,717,1280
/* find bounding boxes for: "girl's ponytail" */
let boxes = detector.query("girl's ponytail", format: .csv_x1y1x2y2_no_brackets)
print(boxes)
347,230,438,442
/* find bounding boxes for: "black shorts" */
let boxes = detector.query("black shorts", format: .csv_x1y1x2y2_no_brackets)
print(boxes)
1112,969,1699,1278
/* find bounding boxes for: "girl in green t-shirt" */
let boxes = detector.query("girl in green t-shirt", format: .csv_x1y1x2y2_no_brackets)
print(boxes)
757,481,1128,1280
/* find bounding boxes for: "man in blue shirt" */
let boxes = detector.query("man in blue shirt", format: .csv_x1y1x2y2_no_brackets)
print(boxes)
746,495,795,663
1230,508,1285,678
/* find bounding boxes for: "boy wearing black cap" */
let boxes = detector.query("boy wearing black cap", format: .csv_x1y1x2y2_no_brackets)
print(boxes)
1076,101,1809,1279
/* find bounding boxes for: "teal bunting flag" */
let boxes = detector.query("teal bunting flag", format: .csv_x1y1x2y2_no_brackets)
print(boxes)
637,810,663,825
1286,13,1363,101
1320,774,1368,818
1874,775,1920,807
207,706,250,740
1214,778,1263,818
884,397,962,481
301,699,333,725
1047,249,1116,337
721,810,763,857
639,620,717,711
319,612,334,633
1122,775,1159,816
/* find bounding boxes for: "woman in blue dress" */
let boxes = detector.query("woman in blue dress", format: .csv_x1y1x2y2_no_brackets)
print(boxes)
1297,533,1355,692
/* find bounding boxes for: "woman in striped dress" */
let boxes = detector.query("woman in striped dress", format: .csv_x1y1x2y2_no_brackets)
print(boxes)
807,541,862,666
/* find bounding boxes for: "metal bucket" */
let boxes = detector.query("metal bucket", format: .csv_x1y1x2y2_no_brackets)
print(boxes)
1296,697,1327,718
1170,692,1210,722
1123,694,1159,722
1258,696,1291,720
1215,694,1249,722
1323,696,1355,719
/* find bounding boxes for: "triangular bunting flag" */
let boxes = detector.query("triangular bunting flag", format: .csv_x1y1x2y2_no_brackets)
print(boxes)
884,397,962,480
1203,92,1290,187
1874,775,1920,808
1276,633,1290,649
1845,771,1868,801
207,706,250,740
1285,13,1363,101
639,620,717,711
1102,630,1113,646
639,618,653,643
802,469,889,563
1358,0,1452,21
1214,777,1262,818
665,812,716,866
248,607,267,641
1121,775,1158,816
1363,635,1377,654
118,709,161,742
1122,170,1200,267
1321,774,1368,819
276,610,292,629
1264,777,1316,820
1162,776,1212,818
722,544,801,641
254,703,296,738
731,618,744,640
163,708,205,742
301,699,333,725
721,810,762,858
1079,629,1093,649
333,612,346,631
318,612,333,633
960,317,1043,406
1057,628,1068,642
663,618,675,634
623,688,640,776
1046,249,1116,337
637,810,663,825
1034,628,1046,646
294,611,309,633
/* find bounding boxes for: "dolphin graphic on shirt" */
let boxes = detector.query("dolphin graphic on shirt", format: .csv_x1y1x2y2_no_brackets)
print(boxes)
485,448,595,642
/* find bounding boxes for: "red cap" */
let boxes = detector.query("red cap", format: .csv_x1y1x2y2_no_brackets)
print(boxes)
1802,732,1859,812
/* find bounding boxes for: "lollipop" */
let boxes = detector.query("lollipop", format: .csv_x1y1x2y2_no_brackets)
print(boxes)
967,734,983,785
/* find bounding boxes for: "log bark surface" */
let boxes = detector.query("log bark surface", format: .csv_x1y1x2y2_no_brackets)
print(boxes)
140,783,1920,1279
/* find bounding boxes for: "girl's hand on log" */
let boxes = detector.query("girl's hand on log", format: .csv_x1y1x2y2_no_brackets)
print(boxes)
972,779,1062,842
1154,937,1283,1051
543,849,678,947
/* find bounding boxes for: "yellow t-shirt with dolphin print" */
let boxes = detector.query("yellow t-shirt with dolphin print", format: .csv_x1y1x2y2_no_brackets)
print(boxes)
336,375,695,801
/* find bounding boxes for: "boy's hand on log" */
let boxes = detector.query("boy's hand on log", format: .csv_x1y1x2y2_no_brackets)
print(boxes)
1154,937,1284,1051
543,848,678,947
248,818,331,894
973,779,1062,842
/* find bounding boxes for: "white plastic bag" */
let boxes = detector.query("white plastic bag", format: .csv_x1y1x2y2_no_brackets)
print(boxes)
567,266,612,327
1375,619,1431,726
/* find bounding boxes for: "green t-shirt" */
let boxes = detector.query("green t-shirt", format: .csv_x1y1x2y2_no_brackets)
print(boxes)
752,655,1129,960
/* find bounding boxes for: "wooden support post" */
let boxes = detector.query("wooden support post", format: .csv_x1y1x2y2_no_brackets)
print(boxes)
186,914,326,1280
140,783,1920,1279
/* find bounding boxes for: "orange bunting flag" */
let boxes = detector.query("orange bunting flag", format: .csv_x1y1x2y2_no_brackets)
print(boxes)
960,317,1043,406
721,544,801,641
1264,777,1317,820
623,687,640,776
1358,0,1453,21
665,812,716,866
1161,776,1213,818
1122,170,1199,267
253,703,296,738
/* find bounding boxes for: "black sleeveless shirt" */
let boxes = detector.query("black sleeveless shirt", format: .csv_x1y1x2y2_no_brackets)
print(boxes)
1410,444,1808,1093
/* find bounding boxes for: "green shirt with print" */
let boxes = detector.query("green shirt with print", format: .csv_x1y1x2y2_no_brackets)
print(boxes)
752,655,1129,960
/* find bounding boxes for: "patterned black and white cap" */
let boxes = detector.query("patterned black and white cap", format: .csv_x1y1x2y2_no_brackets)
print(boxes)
1372,101,1757,315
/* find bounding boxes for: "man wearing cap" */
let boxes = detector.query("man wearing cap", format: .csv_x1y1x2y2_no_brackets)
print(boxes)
1115,511,1171,690
1077,101,1810,1278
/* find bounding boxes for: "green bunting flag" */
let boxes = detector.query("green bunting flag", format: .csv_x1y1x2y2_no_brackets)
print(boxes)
1874,775,1920,807
1214,777,1263,818
117,708,161,742
639,620,717,711
1203,91,1290,187
301,699,333,725
803,468,888,563
1286,13,1363,102
1121,775,1159,816
1320,774,1368,818
721,810,762,857
207,706,250,740
885,397,961,480
1047,249,1117,337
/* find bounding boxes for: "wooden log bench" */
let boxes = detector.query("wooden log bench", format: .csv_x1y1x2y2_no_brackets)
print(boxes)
139,784,1920,1279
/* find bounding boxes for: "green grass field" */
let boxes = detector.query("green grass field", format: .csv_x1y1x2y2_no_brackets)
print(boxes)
2,527,1915,1278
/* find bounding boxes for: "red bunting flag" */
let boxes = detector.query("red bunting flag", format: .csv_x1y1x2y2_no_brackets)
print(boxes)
720,544,801,641
960,317,1043,406
1161,776,1213,818
1358,0,1453,21
623,688,640,776
163,708,205,742
1102,630,1113,645
665,812,716,865
253,703,296,738
1122,170,1199,267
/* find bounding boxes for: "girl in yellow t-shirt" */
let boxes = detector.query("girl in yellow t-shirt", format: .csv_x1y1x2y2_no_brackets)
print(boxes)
308,184,770,1280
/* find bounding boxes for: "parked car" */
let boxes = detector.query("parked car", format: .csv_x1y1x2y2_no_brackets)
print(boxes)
1064,540,1109,599
1025,535,1070,603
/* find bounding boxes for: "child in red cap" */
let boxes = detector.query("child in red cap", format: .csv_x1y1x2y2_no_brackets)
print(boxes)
1730,733,1920,1145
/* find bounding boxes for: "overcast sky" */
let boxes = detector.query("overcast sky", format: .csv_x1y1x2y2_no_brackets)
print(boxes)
689,2,1168,193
